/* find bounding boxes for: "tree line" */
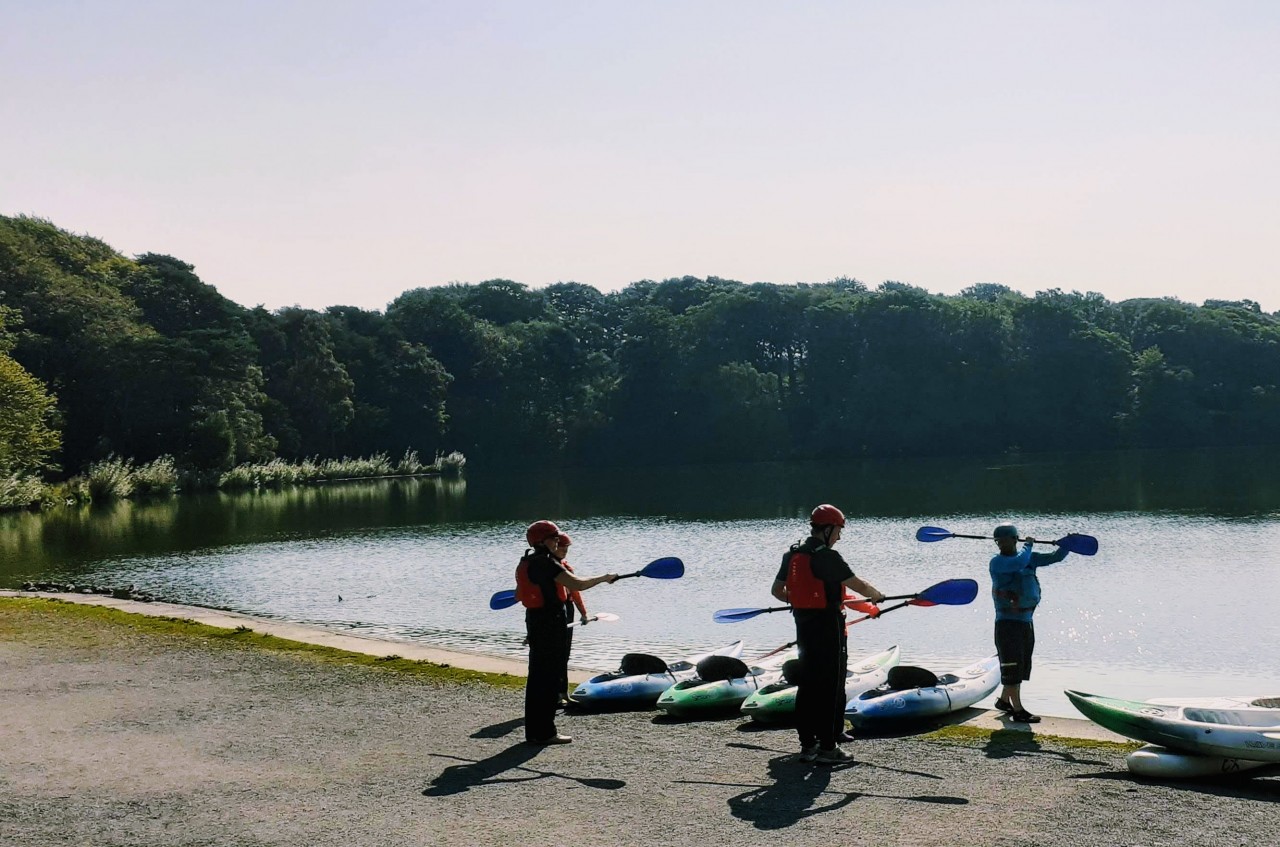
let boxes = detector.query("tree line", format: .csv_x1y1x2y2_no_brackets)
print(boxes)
3,214,1279,492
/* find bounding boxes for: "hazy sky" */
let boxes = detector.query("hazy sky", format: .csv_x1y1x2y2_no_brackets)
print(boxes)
3,1,1277,311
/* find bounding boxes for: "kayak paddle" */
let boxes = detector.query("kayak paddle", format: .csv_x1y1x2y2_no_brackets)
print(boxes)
489,589,518,610
874,578,980,605
916,526,1099,556
838,579,981,624
568,612,619,628
615,556,685,581
713,596,879,624
713,580,974,623
489,557,684,610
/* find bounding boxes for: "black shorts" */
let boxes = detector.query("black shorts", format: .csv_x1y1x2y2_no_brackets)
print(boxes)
994,619,1034,685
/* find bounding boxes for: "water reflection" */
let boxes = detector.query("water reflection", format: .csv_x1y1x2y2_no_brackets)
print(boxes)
3,448,1280,718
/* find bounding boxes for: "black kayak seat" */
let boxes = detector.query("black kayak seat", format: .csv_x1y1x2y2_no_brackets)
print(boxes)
620,653,669,676
781,658,804,686
696,655,752,682
887,665,940,690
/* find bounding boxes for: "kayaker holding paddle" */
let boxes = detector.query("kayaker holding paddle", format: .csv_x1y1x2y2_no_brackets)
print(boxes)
771,504,885,763
518,520,618,745
989,522,1070,724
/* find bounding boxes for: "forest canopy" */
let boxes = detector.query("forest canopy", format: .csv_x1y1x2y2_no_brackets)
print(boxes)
2,215,1278,479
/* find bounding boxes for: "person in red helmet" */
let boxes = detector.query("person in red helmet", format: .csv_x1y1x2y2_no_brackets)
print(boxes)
772,504,884,764
517,521,617,745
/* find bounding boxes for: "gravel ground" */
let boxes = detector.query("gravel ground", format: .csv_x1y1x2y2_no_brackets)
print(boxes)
1,602,1276,847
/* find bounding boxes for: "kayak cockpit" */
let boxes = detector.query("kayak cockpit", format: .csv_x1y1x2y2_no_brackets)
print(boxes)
1182,708,1280,728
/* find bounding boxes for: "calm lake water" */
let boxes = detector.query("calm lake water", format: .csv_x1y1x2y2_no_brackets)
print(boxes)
4,448,1279,718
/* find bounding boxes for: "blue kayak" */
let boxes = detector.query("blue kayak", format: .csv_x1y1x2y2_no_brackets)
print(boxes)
845,654,1000,726
569,640,745,709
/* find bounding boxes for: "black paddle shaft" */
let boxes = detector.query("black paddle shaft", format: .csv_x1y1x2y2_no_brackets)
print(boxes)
948,532,1057,545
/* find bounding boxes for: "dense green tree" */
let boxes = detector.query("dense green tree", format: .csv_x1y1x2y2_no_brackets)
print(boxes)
0,308,61,476
6,214,1280,474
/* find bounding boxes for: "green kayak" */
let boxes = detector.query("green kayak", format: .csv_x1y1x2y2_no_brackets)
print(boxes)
1066,690,1280,762
739,645,899,723
655,647,797,718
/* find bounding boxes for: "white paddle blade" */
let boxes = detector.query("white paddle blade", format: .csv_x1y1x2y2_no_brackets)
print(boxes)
567,612,620,628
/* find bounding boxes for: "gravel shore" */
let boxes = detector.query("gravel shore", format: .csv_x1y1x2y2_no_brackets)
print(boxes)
1,598,1276,847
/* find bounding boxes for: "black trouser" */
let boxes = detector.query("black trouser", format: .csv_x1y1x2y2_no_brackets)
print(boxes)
525,611,570,741
835,627,848,738
560,627,574,699
995,619,1035,685
794,612,845,749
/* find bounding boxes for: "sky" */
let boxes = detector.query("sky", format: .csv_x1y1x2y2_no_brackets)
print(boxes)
2,1,1278,312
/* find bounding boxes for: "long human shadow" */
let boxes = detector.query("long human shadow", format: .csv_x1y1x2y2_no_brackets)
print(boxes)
726,741,943,780
423,749,626,796
849,707,987,739
676,755,966,830
469,717,524,739
981,728,1111,767
1070,768,1280,802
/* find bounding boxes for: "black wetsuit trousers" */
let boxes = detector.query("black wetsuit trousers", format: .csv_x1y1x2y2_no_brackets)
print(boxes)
794,612,845,750
525,611,570,742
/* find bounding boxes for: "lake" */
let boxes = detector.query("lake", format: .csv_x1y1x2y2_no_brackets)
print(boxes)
3,447,1279,718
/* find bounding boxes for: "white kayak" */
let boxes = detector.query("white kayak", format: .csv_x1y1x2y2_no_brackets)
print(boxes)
1126,744,1273,779
1066,691,1280,763
846,655,1000,726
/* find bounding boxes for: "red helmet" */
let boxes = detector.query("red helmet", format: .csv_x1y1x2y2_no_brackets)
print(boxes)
810,504,846,528
557,532,572,547
525,520,562,547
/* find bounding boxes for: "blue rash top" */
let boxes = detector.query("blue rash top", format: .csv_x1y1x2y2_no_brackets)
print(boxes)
989,542,1069,622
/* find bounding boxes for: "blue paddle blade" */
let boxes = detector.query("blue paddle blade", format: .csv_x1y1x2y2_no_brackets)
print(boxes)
916,578,979,606
713,607,769,623
489,590,518,610
915,526,954,542
640,557,684,579
1056,534,1099,556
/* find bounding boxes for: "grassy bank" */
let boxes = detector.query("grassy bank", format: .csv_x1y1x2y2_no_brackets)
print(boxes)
924,722,1142,752
0,449,466,512
0,596,521,691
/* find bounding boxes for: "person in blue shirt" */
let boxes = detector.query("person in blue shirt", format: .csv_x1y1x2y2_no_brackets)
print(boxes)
989,522,1069,724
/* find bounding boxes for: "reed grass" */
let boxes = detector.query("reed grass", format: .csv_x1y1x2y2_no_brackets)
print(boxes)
218,451,463,490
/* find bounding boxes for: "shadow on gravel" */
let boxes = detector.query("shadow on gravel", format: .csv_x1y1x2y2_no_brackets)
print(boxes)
726,741,943,780
423,749,626,796
1070,769,1280,802
651,712,743,725
677,755,967,830
735,721,789,733
470,717,524,739
982,728,1110,767
848,707,987,739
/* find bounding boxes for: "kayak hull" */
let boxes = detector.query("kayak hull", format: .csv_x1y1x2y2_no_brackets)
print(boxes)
1126,744,1272,779
739,646,900,723
1065,690,1280,762
845,655,1000,726
569,640,744,708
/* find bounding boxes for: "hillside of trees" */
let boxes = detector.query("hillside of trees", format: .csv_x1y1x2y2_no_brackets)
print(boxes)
3,214,1279,492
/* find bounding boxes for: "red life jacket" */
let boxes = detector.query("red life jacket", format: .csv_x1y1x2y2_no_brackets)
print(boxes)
785,547,828,609
516,553,569,609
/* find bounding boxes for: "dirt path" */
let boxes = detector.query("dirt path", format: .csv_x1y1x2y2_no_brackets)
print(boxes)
1,599,1275,847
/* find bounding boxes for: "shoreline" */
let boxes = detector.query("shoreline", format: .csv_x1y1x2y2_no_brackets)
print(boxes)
0,589,1128,745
